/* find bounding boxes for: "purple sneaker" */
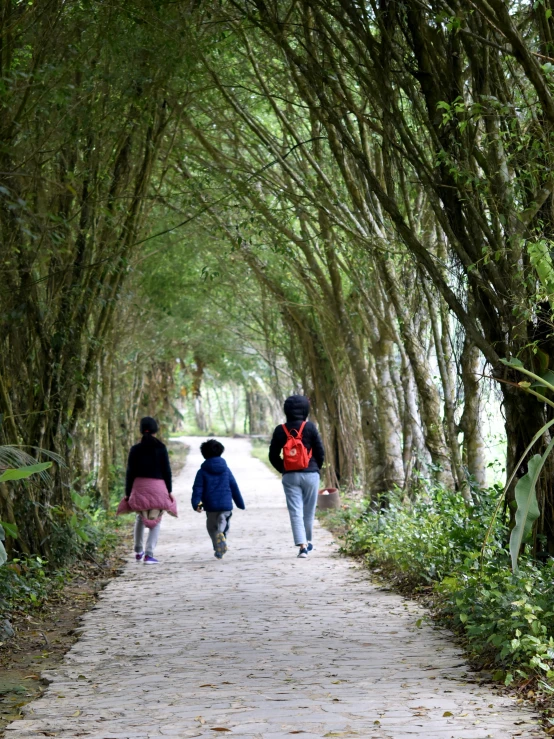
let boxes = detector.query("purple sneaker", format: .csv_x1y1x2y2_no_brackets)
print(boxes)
143,555,159,564
135,552,144,561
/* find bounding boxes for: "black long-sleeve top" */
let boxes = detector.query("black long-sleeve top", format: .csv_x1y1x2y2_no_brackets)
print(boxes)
269,395,325,475
125,435,172,497
269,420,325,475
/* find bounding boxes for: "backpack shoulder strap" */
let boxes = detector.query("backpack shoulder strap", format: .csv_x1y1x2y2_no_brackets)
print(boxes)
282,423,292,439
283,422,306,439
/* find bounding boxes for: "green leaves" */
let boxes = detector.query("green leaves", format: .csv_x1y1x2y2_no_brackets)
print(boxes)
494,359,554,571
0,521,18,539
495,359,554,570
0,462,51,567
500,357,554,394
501,356,523,368
527,240,554,304
0,461,52,483
71,491,91,510
330,485,554,684
509,453,544,573
69,513,90,542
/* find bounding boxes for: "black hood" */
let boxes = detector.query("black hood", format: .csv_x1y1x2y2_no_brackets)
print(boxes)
284,395,310,422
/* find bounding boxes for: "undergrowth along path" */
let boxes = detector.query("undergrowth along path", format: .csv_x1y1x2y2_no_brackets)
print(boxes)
4,438,545,738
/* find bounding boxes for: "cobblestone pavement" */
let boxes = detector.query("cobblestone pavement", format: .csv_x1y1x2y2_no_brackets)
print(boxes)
5,438,546,738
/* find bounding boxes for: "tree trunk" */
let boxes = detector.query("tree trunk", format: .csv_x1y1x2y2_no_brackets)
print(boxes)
192,357,207,431
459,337,487,491
423,280,467,499
373,336,405,492
380,260,455,489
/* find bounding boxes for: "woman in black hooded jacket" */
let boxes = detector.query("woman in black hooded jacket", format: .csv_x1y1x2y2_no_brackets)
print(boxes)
269,395,325,558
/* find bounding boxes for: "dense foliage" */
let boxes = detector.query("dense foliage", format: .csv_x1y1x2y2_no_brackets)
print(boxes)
326,489,554,686
0,486,122,619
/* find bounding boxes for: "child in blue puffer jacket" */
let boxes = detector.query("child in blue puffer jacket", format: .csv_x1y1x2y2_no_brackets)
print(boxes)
191,439,245,559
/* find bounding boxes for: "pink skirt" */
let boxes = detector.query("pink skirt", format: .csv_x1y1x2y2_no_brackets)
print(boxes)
116,477,178,528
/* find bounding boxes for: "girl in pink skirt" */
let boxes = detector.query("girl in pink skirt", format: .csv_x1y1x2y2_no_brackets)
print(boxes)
117,417,177,564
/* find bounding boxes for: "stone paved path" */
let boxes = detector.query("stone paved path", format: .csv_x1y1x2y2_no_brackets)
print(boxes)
6,438,546,739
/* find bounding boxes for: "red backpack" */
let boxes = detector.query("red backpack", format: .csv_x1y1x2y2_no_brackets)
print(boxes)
282,421,312,471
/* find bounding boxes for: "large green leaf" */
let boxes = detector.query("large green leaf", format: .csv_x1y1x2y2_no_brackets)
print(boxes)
0,447,62,485
503,417,554,497
0,521,18,539
0,461,52,483
532,369,554,391
486,361,554,571
509,450,551,572
71,491,91,510
500,358,554,393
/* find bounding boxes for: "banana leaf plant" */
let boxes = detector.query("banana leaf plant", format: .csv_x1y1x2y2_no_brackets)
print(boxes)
490,358,554,572
0,450,57,566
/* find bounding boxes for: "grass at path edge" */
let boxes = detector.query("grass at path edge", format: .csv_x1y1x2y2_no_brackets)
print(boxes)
318,490,554,734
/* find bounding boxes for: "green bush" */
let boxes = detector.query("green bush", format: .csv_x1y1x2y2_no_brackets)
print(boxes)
45,497,121,566
0,555,58,612
439,559,554,685
0,468,125,616
326,485,554,686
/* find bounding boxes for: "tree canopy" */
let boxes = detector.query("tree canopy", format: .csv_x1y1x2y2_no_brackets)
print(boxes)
2,0,554,563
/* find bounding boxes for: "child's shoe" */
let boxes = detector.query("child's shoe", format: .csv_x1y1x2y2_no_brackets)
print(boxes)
297,547,309,558
135,551,144,561
143,555,159,564
214,532,227,558
214,551,224,559
307,542,314,553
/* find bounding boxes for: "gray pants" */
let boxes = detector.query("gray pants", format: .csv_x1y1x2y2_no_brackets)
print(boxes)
134,514,161,557
282,471,319,546
206,511,232,549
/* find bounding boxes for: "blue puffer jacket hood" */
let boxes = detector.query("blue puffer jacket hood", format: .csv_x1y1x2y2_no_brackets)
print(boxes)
284,394,310,422
202,457,228,475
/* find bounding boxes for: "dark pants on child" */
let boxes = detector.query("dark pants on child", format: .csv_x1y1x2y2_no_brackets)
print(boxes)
206,511,232,549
